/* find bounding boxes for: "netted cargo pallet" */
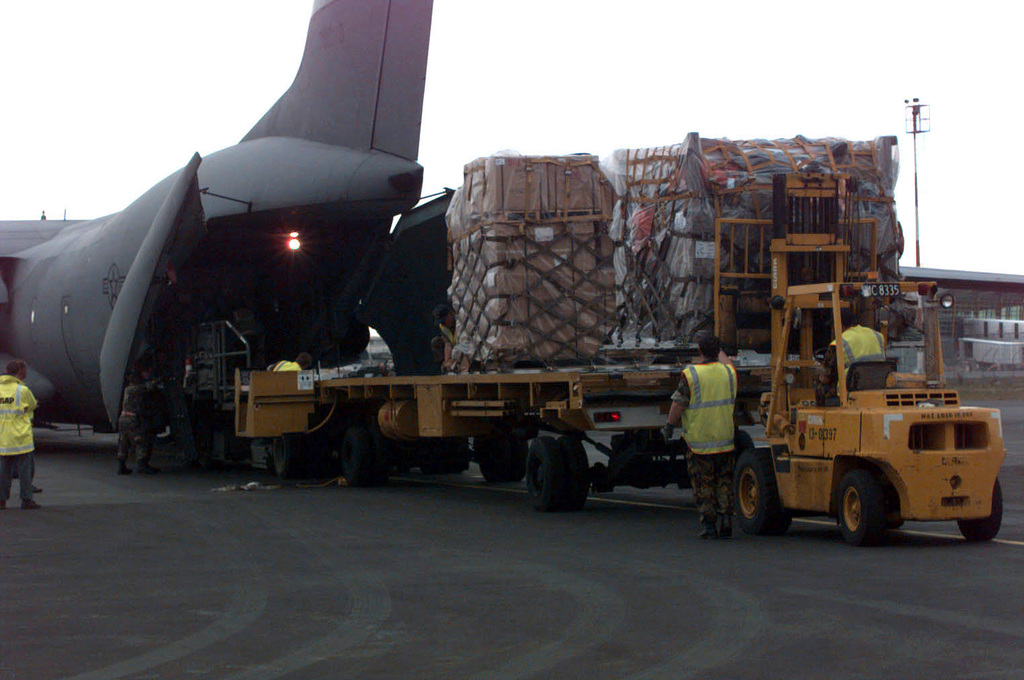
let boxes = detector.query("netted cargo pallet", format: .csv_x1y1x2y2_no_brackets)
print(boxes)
602,133,901,346
446,155,617,370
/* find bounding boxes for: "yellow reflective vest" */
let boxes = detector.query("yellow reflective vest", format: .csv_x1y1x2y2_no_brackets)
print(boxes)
831,325,886,368
271,361,301,372
680,362,737,455
0,375,37,456
439,324,456,346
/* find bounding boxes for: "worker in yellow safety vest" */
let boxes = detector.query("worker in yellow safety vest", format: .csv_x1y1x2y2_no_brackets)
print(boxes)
661,333,737,539
432,303,457,372
0,359,40,510
817,308,885,404
269,352,313,372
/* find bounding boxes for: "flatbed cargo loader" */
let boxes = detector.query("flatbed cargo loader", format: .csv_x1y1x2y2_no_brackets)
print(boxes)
235,363,770,509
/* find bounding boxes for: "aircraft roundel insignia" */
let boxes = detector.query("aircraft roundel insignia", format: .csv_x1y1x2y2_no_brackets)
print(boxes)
102,264,126,308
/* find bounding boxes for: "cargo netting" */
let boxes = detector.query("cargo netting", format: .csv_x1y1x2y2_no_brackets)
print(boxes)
445,154,617,370
601,133,902,346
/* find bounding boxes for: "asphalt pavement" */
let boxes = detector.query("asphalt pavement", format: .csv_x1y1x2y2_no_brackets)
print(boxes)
2,399,1023,680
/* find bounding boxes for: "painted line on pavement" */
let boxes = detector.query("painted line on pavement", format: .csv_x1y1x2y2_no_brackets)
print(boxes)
397,474,1024,547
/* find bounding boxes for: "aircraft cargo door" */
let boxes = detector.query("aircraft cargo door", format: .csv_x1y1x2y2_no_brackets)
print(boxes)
99,154,206,424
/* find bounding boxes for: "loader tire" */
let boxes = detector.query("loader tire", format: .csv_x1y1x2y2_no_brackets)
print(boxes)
526,436,566,512
271,433,303,480
958,478,1002,542
557,436,590,512
477,436,525,483
341,424,378,487
734,448,791,536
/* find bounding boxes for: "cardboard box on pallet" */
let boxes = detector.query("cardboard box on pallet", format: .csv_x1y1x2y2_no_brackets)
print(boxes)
446,154,616,369
454,154,615,224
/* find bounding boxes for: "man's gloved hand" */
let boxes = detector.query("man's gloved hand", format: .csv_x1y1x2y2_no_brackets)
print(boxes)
660,423,675,441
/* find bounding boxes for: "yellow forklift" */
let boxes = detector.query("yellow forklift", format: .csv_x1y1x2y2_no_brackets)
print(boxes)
733,175,1005,545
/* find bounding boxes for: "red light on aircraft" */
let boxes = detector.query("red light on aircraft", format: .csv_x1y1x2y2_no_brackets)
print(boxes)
594,411,621,424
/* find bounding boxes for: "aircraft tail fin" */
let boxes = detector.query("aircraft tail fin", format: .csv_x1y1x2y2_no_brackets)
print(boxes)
242,0,433,161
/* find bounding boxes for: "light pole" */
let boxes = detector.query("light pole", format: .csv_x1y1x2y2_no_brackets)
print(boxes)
905,98,930,267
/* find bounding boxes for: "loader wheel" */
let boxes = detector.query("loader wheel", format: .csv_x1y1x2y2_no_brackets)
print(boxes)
958,478,1003,542
734,448,791,536
557,436,590,512
341,424,378,487
838,470,886,546
477,436,527,483
271,433,303,479
526,436,566,512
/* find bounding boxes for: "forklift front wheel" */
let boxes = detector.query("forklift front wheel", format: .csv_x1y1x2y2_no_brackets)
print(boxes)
838,470,886,546
734,449,791,536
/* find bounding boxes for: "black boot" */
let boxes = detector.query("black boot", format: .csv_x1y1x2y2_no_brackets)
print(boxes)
117,460,133,475
718,513,733,539
138,462,160,475
699,516,718,539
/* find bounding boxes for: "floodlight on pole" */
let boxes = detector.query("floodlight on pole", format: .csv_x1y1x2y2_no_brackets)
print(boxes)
904,98,930,267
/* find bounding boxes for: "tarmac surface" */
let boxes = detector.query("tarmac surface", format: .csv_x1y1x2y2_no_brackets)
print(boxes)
2,400,1023,680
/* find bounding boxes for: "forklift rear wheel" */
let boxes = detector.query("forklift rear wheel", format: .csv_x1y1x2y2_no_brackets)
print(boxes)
958,478,1002,542
734,448,791,535
838,469,886,546
526,436,566,512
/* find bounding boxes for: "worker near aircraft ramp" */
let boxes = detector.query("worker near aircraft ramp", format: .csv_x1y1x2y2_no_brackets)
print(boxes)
269,352,313,372
661,333,737,539
0,359,41,510
117,366,161,475
432,303,457,371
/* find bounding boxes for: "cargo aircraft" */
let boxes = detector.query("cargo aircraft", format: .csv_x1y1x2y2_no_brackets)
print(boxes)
0,0,438,442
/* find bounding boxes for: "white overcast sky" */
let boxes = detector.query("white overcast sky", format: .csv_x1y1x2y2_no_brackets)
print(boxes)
0,1,1018,275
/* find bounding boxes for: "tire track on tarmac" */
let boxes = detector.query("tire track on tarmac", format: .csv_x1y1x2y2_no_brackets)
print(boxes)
465,563,627,680
59,510,270,680
622,573,768,680
216,506,394,680
784,587,1024,638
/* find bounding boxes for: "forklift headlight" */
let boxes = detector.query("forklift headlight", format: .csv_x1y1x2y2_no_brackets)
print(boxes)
939,293,955,309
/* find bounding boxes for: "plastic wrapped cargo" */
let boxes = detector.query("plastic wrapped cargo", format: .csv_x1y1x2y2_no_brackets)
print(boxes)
601,133,902,346
446,154,617,369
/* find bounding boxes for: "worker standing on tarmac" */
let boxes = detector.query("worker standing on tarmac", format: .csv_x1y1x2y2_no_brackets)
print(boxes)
817,307,885,404
269,353,313,372
661,334,737,539
0,360,40,510
117,367,161,475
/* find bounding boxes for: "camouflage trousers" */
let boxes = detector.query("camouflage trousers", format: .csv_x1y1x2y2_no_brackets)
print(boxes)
686,449,736,520
117,416,154,464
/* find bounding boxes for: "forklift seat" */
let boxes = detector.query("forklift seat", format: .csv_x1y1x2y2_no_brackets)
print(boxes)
846,359,898,392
